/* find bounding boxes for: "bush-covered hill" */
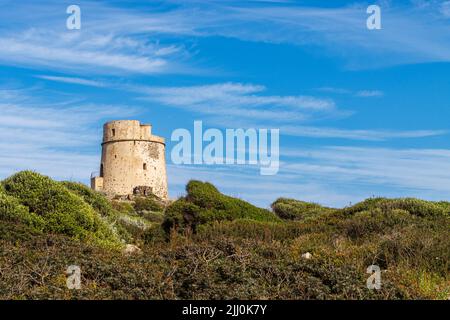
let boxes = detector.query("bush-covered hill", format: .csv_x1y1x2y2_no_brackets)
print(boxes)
0,172,448,299
162,180,280,234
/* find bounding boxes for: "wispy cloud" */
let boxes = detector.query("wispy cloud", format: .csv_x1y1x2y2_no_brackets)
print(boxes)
316,87,384,97
130,1,450,68
1,1,450,75
355,90,384,97
316,87,352,95
209,2,450,68
139,82,336,122
440,1,450,17
36,75,105,87
0,2,189,74
280,125,445,141
135,82,444,141
0,34,167,74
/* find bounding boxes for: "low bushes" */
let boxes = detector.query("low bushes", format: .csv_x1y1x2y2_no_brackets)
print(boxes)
186,181,279,222
0,192,45,232
0,222,409,300
133,196,164,213
62,181,115,218
340,209,414,240
341,197,447,217
162,181,280,234
0,171,448,299
162,198,204,234
2,171,122,248
271,198,333,220
112,201,135,214
374,220,450,275
62,181,133,243
196,219,304,242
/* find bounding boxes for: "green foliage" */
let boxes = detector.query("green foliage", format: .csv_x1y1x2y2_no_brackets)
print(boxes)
58,184,163,243
271,197,333,220
61,181,132,242
140,210,165,223
143,224,167,244
0,192,45,231
112,200,135,214
0,222,408,300
133,196,164,213
61,181,115,218
0,173,448,300
163,181,280,234
342,197,447,217
2,171,121,248
186,180,279,222
196,219,305,242
162,198,204,234
340,209,414,240
435,201,450,214
115,213,152,241
374,218,450,275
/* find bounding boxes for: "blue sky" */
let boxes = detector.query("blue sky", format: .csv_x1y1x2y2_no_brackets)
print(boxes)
1,0,450,208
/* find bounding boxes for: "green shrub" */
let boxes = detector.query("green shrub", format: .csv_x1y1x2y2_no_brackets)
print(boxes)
340,209,414,240
162,181,280,235
143,224,167,244
115,213,152,241
185,180,279,223
162,198,204,234
375,220,450,275
2,171,121,248
112,201,135,214
62,181,132,242
140,210,165,223
60,187,162,243
133,197,164,213
0,192,45,231
271,198,333,220
62,181,115,218
342,198,447,217
196,219,304,242
435,201,450,214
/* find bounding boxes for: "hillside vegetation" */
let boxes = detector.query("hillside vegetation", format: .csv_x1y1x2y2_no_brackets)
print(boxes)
0,171,448,299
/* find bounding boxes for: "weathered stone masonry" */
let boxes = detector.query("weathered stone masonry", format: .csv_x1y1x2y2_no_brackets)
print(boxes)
91,120,168,199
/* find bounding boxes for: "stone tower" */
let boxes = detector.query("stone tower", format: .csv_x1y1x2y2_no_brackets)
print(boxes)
91,120,168,199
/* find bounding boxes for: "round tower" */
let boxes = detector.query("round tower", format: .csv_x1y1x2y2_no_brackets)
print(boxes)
92,120,168,199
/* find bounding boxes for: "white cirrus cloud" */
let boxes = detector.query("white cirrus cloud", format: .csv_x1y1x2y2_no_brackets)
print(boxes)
2,1,450,74
356,90,384,97
280,125,446,141
0,36,167,74
138,82,337,122
316,87,384,97
35,75,106,87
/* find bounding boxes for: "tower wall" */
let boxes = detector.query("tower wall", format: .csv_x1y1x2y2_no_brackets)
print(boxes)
98,120,168,199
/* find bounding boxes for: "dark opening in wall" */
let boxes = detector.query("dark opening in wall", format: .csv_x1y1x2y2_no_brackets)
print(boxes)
100,163,104,177
112,129,116,137
143,163,147,170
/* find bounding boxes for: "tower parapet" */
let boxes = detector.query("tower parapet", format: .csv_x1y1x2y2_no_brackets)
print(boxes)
91,120,168,199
